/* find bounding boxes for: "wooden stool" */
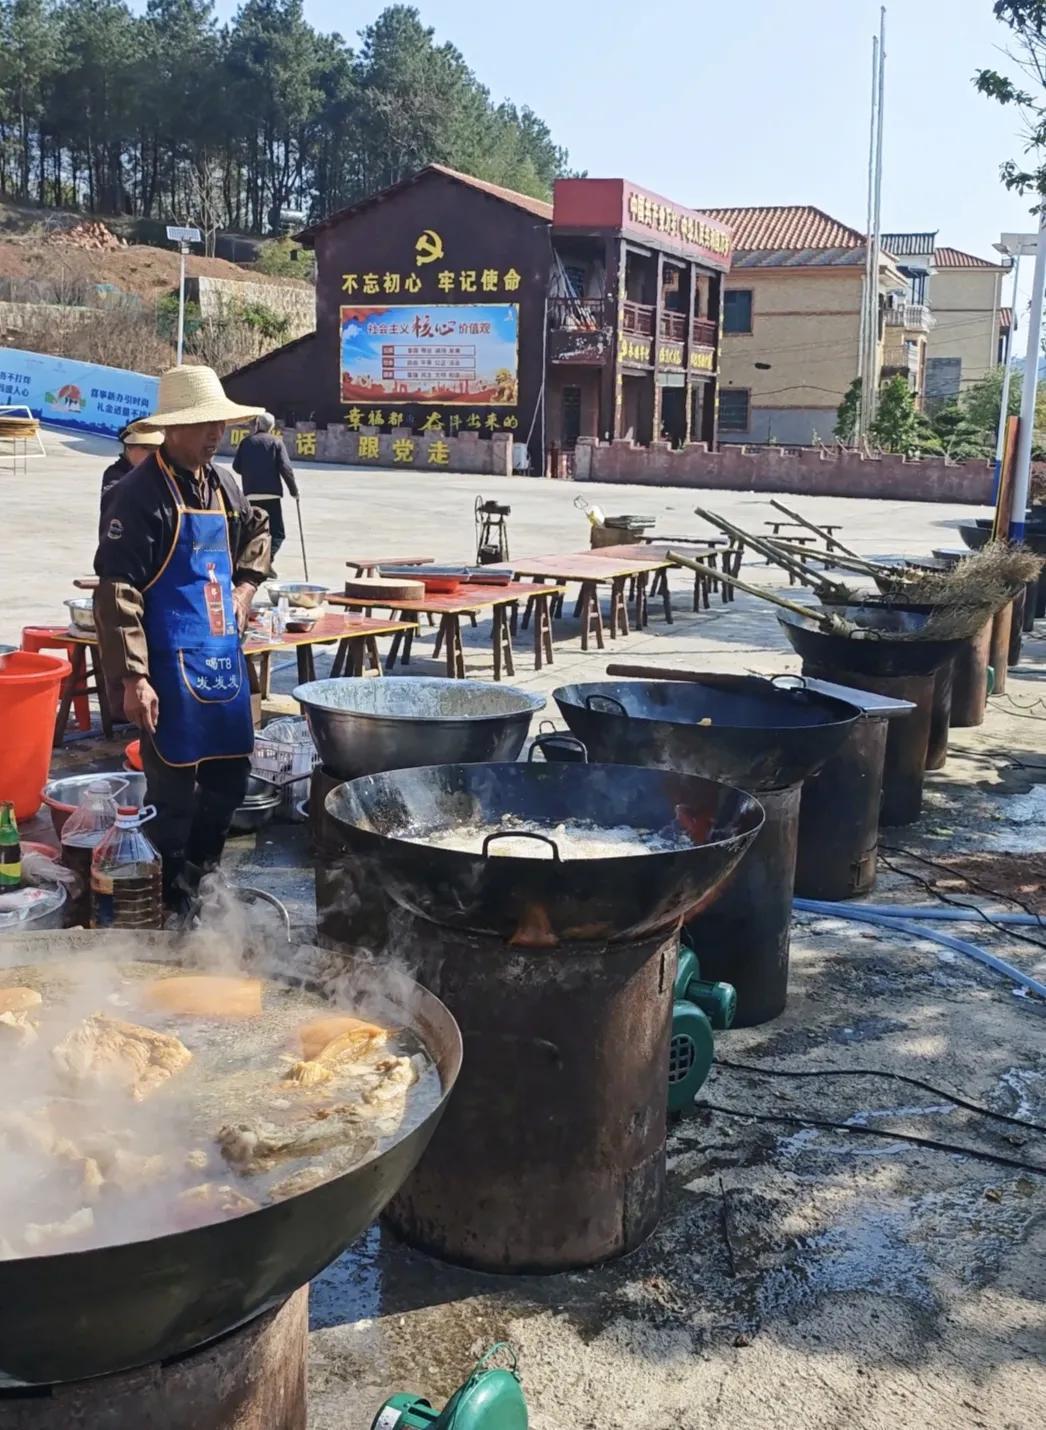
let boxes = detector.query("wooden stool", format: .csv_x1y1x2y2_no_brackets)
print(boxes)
21,626,91,733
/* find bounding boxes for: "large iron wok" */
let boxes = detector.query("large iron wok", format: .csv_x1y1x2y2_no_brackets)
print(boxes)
777,609,966,677
552,675,861,790
0,929,461,1386
294,676,545,779
325,760,764,946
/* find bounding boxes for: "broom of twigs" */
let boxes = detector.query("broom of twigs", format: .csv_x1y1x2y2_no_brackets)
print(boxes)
695,507,1043,622
667,548,1002,643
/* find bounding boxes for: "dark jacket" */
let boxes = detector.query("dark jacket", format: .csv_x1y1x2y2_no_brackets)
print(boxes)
101,452,133,506
232,431,299,500
93,449,270,687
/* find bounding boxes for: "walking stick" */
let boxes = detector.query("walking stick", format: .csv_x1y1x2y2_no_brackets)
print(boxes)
295,497,310,581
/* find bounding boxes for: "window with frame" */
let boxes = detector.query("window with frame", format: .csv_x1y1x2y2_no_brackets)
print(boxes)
723,289,753,334
719,388,750,432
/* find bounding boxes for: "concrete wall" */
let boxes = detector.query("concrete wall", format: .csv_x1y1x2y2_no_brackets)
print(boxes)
189,276,315,340
719,269,863,443
926,265,1003,393
573,436,992,503
219,421,513,475
721,406,838,446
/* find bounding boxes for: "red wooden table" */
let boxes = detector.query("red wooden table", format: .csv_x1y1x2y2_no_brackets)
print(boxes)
344,555,434,577
511,553,671,645
330,582,564,679
243,612,417,685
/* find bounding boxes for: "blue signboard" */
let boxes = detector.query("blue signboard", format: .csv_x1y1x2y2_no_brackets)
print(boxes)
0,345,159,437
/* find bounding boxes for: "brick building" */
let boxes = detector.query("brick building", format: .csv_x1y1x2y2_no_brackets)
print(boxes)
223,164,732,473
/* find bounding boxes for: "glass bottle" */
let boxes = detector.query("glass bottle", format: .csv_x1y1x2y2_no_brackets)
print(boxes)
0,802,21,890
90,806,163,929
61,780,120,926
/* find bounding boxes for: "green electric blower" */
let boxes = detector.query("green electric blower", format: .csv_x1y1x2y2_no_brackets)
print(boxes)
668,943,736,1114
372,1345,527,1430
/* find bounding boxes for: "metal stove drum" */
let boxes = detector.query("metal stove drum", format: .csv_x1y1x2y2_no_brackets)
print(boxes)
552,675,864,1027
325,757,762,1272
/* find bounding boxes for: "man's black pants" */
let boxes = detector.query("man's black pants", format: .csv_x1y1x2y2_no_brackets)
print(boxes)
140,732,250,905
268,499,285,558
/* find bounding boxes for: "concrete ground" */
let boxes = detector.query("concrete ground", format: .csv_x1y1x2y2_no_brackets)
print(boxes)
8,429,1046,1427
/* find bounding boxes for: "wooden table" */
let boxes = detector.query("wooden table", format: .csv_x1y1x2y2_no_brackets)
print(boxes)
511,553,672,646
330,582,563,679
581,542,725,620
344,555,434,577
243,613,417,686
54,615,415,745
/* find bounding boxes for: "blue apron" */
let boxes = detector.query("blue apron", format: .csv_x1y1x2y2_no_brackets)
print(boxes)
142,456,254,767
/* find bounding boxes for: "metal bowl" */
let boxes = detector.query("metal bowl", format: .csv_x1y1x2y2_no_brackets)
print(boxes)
284,608,320,633
293,676,546,779
267,582,328,608
64,597,95,632
42,771,147,838
230,778,282,833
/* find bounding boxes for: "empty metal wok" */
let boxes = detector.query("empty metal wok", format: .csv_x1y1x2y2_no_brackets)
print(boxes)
0,929,461,1385
325,760,764,946
777,609,966,677
553,675,862,791
294,676,545,779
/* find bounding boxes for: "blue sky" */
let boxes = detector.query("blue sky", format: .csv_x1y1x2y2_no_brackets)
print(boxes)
202,0,1042,314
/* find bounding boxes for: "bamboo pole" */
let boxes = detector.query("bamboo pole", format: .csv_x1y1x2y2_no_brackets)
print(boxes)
693,507,829,590
768,498,863,559
666,550,850,631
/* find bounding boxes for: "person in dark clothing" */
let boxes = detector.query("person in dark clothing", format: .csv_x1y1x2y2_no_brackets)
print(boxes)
232,412,299,563
94,365,269,914
99,423,164,537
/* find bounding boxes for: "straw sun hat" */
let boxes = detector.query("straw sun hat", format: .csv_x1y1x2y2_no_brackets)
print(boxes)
118,422,164,447
138,364,263,429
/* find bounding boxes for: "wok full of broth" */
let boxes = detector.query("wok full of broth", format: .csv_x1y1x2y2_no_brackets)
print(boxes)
0,956,439,1260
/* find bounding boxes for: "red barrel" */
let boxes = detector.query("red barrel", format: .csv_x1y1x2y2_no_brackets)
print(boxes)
0,651,72,818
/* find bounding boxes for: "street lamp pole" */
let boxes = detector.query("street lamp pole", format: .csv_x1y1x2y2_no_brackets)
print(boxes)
1008,212,1046,541
165,223,202,367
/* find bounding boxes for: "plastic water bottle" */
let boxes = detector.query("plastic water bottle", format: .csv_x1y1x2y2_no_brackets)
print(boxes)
90,806,163,929
61,780,119,926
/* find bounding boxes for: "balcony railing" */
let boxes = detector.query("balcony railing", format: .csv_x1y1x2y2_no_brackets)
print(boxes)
885,302,933,333
659,310,687,341
548,296,608,331
622,300,655,337
692,316,718,346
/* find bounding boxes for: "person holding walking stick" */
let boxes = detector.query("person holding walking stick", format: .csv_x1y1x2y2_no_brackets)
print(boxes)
232,412,300,576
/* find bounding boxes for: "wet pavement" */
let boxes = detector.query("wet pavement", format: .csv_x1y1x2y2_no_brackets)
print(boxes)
15,429,1046,1427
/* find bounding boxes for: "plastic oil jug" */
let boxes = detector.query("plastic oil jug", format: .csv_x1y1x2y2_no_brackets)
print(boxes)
90,806,163,929
61,780,120,926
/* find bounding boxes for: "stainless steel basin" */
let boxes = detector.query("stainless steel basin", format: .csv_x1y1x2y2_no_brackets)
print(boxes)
293,676,545,778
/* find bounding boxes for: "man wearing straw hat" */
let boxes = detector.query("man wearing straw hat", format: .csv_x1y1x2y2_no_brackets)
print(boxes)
93,365,270,913
99,421,165,538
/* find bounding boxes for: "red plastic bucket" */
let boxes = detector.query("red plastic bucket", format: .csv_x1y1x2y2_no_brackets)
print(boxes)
0,651,73,819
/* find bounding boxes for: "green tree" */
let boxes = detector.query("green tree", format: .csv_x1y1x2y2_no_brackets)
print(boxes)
870,376,922,454
834,377,861,443
975,2,1046,194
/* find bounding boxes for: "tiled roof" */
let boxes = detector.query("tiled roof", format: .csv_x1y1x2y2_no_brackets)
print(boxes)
933,245,1003,269
298,163,552,242
731,246,868,270
882,231,937,257
999,307,1013,329
703,204,866,252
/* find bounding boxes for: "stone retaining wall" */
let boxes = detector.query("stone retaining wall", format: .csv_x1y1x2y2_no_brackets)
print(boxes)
220,421,513,475
574,437,994,504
